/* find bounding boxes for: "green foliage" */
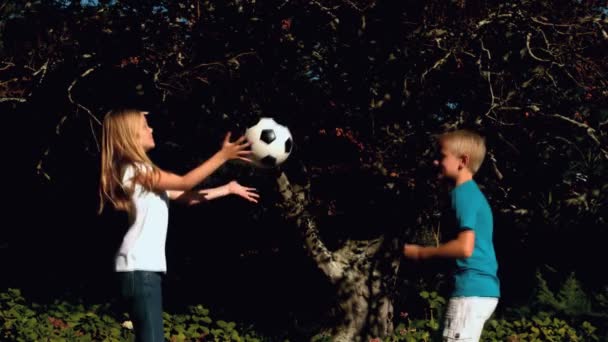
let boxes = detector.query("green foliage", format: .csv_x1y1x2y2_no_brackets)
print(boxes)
532,271,608,322
419,290,446,322
310,332,333,342
382,288,600,342
482,316,598,342
534,271,590,317
0,288,266,342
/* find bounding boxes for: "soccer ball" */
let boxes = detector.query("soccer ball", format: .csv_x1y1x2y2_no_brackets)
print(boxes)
245,117,293,167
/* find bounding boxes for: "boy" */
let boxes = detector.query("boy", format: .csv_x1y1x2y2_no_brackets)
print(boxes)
404,129,500,342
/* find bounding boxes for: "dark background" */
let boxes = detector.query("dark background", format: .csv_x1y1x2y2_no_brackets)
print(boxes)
2,0,607,339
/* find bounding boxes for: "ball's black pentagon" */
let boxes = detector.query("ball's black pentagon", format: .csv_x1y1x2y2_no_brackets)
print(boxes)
260,155,277,167
285,138,293,153
260,129,276,144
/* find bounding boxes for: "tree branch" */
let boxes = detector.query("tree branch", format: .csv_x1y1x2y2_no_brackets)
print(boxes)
421,51,451,83
0,61,15,72
277,172,345,282
67,64,102,126
342,0,375,13
550,114,608,160
479,39,495,115
487,151,504,180
0,97,26,103
526,32,551,63
309,0,339,21
531,16,576,28
477,39,516,126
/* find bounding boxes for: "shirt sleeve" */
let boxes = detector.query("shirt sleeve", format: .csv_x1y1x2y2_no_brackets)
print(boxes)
122,163,152,186
122,164,135,186
453,192,479,231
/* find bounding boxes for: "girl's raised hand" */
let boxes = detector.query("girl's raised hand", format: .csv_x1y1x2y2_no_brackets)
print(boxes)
220,132,252,162
228,181,259,203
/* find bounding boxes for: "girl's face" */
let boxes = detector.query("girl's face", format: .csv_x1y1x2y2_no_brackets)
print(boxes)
138,114,155,151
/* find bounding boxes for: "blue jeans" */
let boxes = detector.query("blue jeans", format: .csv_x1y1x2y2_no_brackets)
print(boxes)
119,271,164,342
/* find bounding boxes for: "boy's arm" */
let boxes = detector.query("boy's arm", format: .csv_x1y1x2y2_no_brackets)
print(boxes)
403,230,475,260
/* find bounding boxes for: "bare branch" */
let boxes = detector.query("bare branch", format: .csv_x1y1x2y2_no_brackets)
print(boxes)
175,51,258,78
342,0,375,12
561,67,585,88
37,149,51,181
31,60,50,90
536,27,551,49
190,61,225,71
68,64,102,126
497,132,521,155
0,61,15,72
401,77,410,106
89,117,100,152
151,63,168,102
476,12,513,29
554,136,587,160
309,0,339,21
550,114,608,159
421,51,451,83
545,69,558,87
487,151,504,180
479,39,495,113
531,16,576,28
476,39,516,126
526,32,551,63
0,97,26,103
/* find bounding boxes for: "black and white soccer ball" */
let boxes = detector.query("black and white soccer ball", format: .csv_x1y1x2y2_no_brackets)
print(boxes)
245,117,293,168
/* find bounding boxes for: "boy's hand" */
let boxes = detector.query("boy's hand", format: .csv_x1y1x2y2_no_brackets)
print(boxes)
220,132,253,162
403,243,423,260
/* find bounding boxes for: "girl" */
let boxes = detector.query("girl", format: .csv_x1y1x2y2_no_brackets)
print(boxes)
98,108,258,341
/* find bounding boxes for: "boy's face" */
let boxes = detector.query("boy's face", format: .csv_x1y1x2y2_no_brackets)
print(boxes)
434,142,463,181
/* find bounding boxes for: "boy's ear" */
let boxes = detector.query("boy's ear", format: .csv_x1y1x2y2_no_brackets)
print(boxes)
459,154,470,169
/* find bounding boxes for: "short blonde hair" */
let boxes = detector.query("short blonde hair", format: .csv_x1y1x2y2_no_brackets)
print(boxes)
438,129,486,174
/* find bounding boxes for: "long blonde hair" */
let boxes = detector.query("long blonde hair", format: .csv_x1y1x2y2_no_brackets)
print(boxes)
98,108,159,220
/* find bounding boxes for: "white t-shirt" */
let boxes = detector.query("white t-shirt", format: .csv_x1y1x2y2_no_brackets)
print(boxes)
115,163,169,273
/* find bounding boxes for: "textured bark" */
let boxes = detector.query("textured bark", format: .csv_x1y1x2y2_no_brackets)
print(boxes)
277,172,401,341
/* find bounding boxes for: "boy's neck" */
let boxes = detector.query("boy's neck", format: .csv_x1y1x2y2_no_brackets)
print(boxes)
454,171,473,187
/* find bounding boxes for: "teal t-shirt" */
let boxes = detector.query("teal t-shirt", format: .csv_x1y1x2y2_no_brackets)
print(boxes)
450,180,500,298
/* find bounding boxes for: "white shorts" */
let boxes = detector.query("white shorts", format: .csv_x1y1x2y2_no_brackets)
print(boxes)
442,296,498,341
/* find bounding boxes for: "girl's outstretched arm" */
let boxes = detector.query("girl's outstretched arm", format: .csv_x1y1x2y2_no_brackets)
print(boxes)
168,181,259,205
153,133,252,191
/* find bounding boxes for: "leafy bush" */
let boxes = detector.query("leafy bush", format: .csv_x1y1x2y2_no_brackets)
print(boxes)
382,288,600,342
376,270,605,342
0,288,267,342
532,271,607,320
3,270,606,341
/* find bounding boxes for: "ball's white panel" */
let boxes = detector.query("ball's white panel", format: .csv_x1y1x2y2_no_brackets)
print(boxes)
245,117,292,167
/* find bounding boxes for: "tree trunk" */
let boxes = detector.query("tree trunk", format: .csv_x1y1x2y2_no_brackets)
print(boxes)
277,172,401,341
328,239,400,341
